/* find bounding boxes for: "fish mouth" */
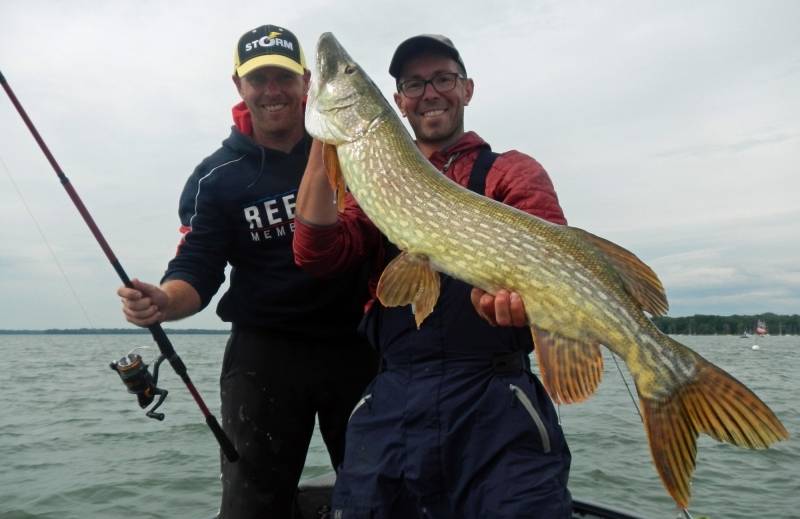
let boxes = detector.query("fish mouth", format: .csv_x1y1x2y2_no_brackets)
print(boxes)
316,32,353,87
307,32,358,114
307,32,391,143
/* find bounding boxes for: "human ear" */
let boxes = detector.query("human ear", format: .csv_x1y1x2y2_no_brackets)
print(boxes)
393,92,407,117
463,78,474,106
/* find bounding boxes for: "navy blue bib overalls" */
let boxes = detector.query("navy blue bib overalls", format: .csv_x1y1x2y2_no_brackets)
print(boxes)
332,149,573,518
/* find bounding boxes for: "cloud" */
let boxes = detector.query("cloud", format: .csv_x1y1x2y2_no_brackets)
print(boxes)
629,210,800,315
661,265,742,289
653,132,798,159
1,1,798,327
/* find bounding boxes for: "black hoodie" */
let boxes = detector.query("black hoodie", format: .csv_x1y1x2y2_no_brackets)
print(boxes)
162,118,369,338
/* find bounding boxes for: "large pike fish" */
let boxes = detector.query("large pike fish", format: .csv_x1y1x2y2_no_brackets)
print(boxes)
305,32,788,508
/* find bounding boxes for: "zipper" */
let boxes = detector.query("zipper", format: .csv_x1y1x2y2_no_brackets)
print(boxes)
348,393,372,422
441,152,460,174
509,384,551,453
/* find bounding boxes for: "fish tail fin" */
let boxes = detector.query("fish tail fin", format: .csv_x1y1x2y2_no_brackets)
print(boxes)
640,336,789,508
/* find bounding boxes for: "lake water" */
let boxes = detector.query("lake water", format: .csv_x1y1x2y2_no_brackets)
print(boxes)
1,333,798,519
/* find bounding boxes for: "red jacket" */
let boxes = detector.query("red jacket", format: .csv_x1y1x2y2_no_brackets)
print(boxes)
293,131,566,297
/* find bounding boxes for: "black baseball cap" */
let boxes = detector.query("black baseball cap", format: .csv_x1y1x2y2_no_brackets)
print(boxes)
234,25,307,77
389,34,467,79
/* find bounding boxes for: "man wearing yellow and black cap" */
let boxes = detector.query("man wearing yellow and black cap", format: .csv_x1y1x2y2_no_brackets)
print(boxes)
118,24,376,518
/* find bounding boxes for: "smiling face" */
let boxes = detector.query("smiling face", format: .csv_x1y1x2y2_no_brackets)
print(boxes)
393,52,473,155
233,65,310,150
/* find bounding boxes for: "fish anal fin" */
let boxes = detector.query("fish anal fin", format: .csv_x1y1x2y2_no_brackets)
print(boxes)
640,358,789,508
530,326,604,404
377,252,441,328
572,228,669,316
321,143,346,212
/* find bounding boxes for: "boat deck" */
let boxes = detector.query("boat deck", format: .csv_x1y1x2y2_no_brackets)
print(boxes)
296,473,644,519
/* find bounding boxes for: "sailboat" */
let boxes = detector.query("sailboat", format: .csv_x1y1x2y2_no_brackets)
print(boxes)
756,320,768,336
751,319,767,350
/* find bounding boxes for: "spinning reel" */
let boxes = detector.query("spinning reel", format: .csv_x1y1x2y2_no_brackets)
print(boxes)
110,349,169,421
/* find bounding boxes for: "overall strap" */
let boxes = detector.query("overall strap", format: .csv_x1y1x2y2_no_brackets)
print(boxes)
466,147,500,195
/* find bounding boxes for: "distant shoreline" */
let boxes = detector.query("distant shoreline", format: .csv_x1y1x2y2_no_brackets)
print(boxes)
2,311,799,336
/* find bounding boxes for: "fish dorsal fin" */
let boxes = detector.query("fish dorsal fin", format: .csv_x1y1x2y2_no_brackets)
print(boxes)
322,143,346,212
571,228,669,316
377,252,441,328
531,326,604,404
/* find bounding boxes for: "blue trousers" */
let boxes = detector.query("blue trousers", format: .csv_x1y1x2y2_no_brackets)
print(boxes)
331,357,572,518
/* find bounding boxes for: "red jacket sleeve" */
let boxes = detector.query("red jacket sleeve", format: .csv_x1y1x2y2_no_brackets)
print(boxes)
293,192,383,277
486,150,567,225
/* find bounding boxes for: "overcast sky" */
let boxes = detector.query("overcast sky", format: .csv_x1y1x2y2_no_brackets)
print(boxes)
1,1,798,330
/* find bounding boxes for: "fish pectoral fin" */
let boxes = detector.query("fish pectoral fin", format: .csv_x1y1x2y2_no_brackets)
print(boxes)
571,227,669,316
377,252,441,328
530,326,604,404
639,336,788,508
322,142,346,212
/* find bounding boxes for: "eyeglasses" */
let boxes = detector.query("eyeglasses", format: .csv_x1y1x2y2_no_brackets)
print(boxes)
397,72,466,98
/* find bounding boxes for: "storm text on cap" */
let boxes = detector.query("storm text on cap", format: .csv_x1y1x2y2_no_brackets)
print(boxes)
245,36,294,53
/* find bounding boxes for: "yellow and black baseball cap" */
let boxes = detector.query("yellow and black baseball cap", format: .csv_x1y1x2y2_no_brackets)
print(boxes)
234,25,307,77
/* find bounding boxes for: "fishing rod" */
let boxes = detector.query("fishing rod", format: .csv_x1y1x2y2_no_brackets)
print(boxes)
1,69,238,462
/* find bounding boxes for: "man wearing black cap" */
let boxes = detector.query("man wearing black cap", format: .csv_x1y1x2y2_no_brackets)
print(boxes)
294,34,572,517
118,25,376,518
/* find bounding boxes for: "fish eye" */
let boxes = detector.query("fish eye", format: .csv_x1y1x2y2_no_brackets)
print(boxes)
344,64,357,74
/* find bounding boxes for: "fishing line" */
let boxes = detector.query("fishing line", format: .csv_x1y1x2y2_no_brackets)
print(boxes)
1,68,238,462
610,351,643,422
0,155,95,328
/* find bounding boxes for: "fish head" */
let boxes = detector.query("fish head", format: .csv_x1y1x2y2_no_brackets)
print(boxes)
306,32,391,145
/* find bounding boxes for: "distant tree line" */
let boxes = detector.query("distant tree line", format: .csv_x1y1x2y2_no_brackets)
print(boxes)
3,315,799,336
651,313,800,335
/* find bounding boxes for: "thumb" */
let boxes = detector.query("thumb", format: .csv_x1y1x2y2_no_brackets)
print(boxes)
130,278,168,308
130,278,158,295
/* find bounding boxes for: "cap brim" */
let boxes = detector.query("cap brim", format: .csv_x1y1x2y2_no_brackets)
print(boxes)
237,55,305,77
